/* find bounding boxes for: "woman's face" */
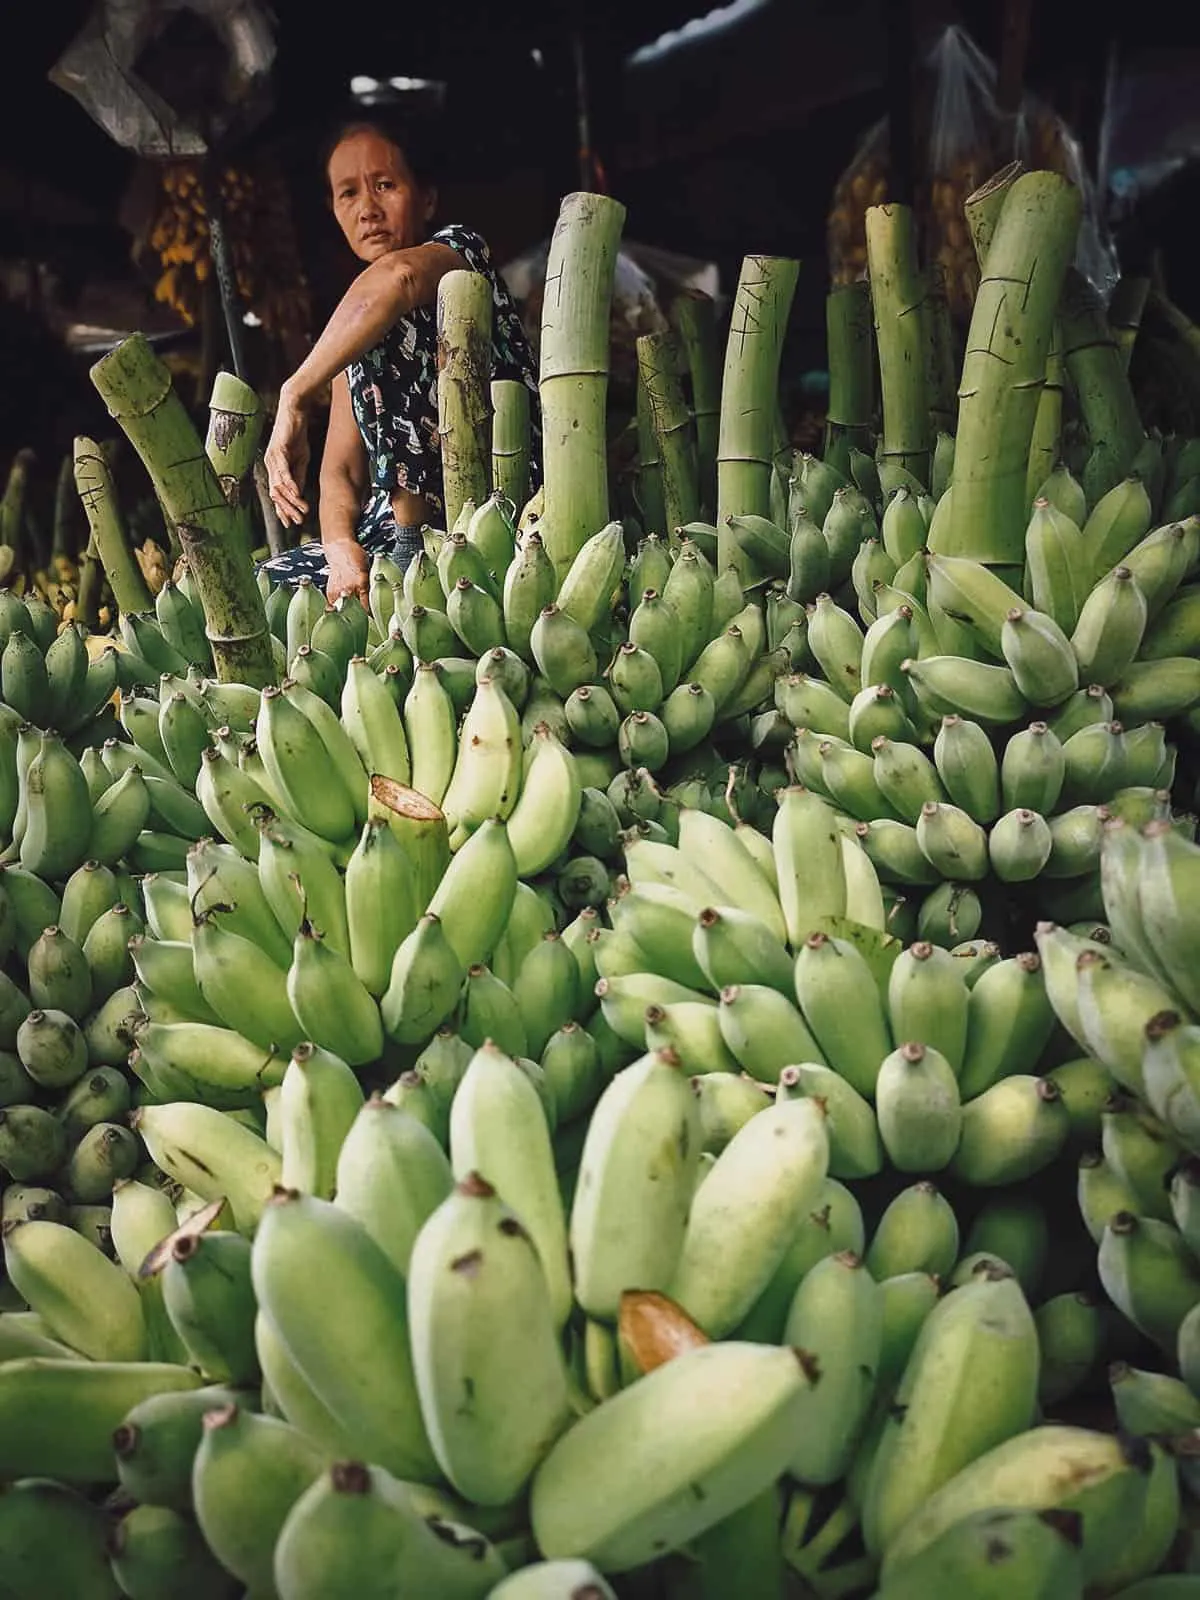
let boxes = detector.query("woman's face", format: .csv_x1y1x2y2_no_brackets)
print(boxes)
327,130,435,263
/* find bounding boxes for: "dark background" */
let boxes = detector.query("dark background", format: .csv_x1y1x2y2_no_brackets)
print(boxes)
3,0,1200,464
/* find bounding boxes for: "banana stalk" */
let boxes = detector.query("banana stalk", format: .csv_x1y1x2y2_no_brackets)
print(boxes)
865,204,930,488
1108,275,1151,373
73,436,152,615
491,379,531,512
716,254,800,576
88,335,274,687
963,160,1024,265
538,191,626,579
931,171,1082,563
0,446,33,571
1027,326,1065,511
635,359,666,538
670,288,722,514
204,371,264,564
437,269,493,536
824,281,874,470
924,267,957,437
1058,267,1145,499
637,331,699,543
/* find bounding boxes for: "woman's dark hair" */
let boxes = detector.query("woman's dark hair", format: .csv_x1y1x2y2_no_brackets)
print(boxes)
319,108,442,193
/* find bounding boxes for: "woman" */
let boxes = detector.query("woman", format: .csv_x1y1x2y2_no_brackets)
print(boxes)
262,112,539,607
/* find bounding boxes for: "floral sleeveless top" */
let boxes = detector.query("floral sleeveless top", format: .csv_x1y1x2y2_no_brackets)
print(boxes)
345,223,540,527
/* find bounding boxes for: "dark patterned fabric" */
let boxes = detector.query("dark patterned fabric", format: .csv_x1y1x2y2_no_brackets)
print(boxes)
346,223,540,517
259,521,424,591
259,223,539,592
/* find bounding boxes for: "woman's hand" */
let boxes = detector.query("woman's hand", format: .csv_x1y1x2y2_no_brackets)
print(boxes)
324,537,371,610
264,385,312,526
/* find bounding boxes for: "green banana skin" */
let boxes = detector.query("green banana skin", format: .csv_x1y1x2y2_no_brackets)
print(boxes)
408,1174,572,1505
874,1041,962,1173
886,940,969,1078
110,1501,241,1600
879,1426,1161,1588
865,1181,960,1281
784,1250,883,1486
569,1047,699,1320
666,1096,829,1337
192,1402,328,1597
0,1476,122,1600
335,1093,453,1276
272,1459,508,1600
693,1071,772,1155
0,1355,200,1484
1110,1360,1200,1436
529,1342,812,1573
717,981,828,1082
874,1506,1086,1600
1035,1290,1105,1407
4,1215,145,1360
133,1102,281,1236
863,1265,1040,1559
779,1062,882,1177
1099,1211,1200,1353
157,1227,258,1386
449,1043,573,1328
958,953,1057,1099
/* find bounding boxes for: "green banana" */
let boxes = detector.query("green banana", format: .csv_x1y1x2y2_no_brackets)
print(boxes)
109,1500,239,1600
666,1095,829,1337
1083,474,1154,578
250,1189,438,1480
1001,607,1080,706
874,1041,962,1172
156,1227,258,1386
133,1102,281,1234
334,1093,453,1276
887,940,969,1077
865,1181,960,1281
903,656,1027,726
950,1075,1070,1185
772,785,847,945
287,917,384,1067
191,1401,327,1597
529,1341,812,1572
932,715,1002,822
4,1216,145,1359
915,800,990,880
958,953,1056,1099
878,1506,1086,1600
1035,1289,1105,1406
449,1042,572,1329
1070,565,1148,686
1026,496,1088,633
779,1061,882,1177
20,732,93,880
716,981,827,1082
793,930,892,1099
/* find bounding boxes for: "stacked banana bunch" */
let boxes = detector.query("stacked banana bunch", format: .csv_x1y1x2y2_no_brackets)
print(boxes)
739,447,1200,946
0,789,1186,1599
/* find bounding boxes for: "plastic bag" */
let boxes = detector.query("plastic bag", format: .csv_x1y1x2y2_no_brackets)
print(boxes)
49,0,276,158
827,24,1117,320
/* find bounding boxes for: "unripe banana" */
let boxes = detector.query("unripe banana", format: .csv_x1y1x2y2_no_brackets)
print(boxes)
932,715,1002,822
1113,655,1200,724
887,941,969,1077
256,685,357,844
334,1094,453,1276
735,1175,865,1342
872,735,947,823
958,953,1056,1099
1111,1360,1200,1436
793,930,892,1098
191,1402,327,1597
865,1181,960,1281
275,1042,363,1200
902,655,1027,726
380,913,465,1045
250,1190,438,1480
806,592,864,702
340,655,411,785
441,677,523,848
989,806,1054,881
925,554,1027,657
286,918,383,1067
666,1096,829,1337
880,1505,1087,1600
879,1424,1158,1586
569,1047,699,1320
1026,496,1088,633
863,1264,1040,1559
4,1216,145,1359
1102,1090,1181,1220
63,1121,139,1203
692,1070,771,1154
1070,565,1148,685
403,661,458,806
109,1500,240,1600
20,732,93,880
133,1102,281,1235
775,670,853,740
187,836,293,969
663,541,715,670
529,1341,812,1573
408,1174,572,1504
1001,605,1080,707
449,1042,572,1329
1083,474,1154,578
255,812,350,956
855,817,941,885
772,785,847,945
779,1063,882,1177
153,1227,257,1386
486,1561,616,1600
950,1075,1070,1186
915,800,990,880
676,806,787,940
716,981,826,1081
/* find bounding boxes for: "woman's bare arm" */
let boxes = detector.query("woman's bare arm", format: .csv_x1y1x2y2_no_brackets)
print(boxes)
317,375,372,607
286,240,463,409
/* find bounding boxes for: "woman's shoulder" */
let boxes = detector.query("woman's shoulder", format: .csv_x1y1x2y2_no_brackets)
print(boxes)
430,224,494,272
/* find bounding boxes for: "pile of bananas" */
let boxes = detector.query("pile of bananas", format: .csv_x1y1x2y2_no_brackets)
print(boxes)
148,159,313,350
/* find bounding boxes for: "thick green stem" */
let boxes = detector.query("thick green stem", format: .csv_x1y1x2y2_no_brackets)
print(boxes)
73,435,153,615
824,281,874,470
205,370,264,561
75,543,104,631
964,160,1025,266
716,254,800,577
52,450,78,561
88,334,275,686
1059,266,1145,497
670,288,722,515
924,266,958,436
637,330,699,544
490,378,531,512
930,171,1082,563
0,448,34,569
437,269,494,536
635,357,665,537
538,191,627,579
1148,288,1200,371
1108,275,1151,373
1026,323,1065,508
865,204,931,488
